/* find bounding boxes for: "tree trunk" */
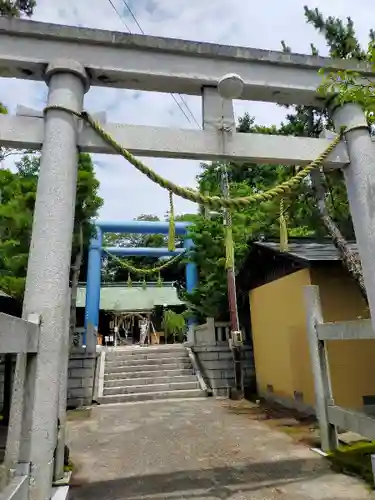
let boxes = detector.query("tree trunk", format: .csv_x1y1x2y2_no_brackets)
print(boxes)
70,225,84,347
305,108,367,303
310,169,368,303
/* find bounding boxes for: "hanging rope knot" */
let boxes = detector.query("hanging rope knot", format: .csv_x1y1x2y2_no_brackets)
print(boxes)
81,110,90,121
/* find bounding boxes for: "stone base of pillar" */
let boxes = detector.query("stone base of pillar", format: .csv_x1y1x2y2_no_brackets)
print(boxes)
67,348,98,408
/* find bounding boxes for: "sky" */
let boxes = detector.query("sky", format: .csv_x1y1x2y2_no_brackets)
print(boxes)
0,0,373,221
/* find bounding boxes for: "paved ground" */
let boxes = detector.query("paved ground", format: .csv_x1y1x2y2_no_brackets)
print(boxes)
67,398,374,500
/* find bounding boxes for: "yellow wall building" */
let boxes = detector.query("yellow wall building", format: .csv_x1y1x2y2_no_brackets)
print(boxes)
243,240,374,413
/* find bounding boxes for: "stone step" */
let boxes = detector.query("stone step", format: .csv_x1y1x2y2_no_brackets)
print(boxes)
103,381,200,396
99,388,206,404
106,352,189,362
104,368,194,380
106,344,186,351
105,356,189,367
105,348,188,361
105,362,192,374
104,374,197,387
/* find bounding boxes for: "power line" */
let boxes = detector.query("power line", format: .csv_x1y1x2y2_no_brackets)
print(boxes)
119,0,144,35
107,0,132,33
177,96,201,129
170,93,197,125
120,0,200,127
111,0,201,129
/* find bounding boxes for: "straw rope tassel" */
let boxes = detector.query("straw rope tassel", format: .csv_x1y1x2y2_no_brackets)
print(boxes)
127,273,132,287
157,272,163,287
168,190,176,252
279,197,289,252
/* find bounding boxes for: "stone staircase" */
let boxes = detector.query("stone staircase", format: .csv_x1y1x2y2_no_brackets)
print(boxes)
99,344,206,404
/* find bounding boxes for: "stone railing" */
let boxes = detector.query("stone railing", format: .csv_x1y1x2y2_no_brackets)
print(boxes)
0,348,99,412
192,318,255,397
0,312,41,497
0,312,101,500
0,356,99,411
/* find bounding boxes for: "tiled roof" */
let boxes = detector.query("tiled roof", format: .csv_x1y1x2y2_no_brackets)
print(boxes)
76,283,184,312
255,240,358,262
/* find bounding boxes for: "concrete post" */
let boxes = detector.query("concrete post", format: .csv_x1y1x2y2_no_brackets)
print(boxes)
19,59,89,500
331,103,375,331
54,290,71,481
184,237,198,343
84,227,102,347
304,286,338,452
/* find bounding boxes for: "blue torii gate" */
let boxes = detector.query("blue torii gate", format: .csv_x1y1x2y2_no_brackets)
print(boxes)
84,220,198,344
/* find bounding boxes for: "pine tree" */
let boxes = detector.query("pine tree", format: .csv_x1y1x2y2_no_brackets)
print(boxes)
187,8,373,319
280,6,372,301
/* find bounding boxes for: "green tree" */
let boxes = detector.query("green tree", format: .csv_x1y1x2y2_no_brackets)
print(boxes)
282,6,371,300
102,213,193,284
0,166,37,297
69,153,103,341
102,214,167,282
316,11,375,120
186,7,373,320
0,153,103,310
0,0,35,17
185,113,317,321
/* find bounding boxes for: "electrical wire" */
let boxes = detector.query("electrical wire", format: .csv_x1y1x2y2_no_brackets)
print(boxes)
107,0,132,33
173,95,201,129
119,0,143,34
119,0,200,128
107,0,201,129
120,0,200,128
170,94,198,126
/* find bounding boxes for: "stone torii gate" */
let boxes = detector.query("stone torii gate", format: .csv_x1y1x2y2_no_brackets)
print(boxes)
1,16,375,500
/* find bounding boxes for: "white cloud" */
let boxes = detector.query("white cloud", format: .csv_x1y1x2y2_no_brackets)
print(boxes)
0,0,373,220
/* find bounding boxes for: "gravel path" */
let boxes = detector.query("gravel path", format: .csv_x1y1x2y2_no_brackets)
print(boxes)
67,398,373,500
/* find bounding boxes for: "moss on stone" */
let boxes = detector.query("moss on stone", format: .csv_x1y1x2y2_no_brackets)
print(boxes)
328,441,375,487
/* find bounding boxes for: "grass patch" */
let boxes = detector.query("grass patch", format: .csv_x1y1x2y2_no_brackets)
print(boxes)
64,459,74,473
328,441,375,487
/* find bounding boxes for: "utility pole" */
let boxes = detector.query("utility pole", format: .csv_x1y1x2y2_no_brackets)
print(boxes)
221,166,244,399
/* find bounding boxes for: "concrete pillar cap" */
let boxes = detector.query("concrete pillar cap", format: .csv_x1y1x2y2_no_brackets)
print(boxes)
329,101,369,134
45,59,90,93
